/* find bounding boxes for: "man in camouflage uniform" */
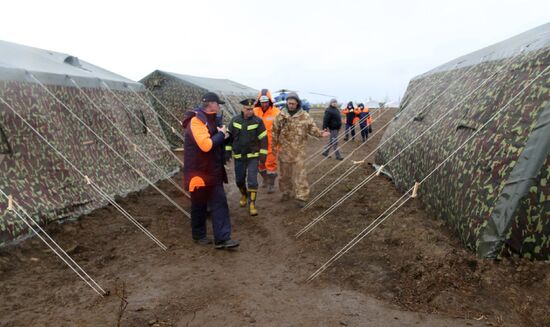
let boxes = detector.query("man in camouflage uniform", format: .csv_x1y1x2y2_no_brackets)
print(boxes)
272,92,329,206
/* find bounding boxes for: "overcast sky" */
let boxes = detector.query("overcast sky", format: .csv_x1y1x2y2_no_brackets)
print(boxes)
1,0,549,103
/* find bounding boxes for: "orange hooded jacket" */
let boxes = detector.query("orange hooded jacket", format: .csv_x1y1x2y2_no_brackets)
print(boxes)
253,89,280,173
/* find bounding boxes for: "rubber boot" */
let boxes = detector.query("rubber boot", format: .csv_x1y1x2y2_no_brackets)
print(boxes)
238,186,247,207
259,170,268,188
267,173,277,194
248,190,258,216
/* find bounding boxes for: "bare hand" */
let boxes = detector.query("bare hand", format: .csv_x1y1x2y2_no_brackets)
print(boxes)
217,125,229,139
321,131,330,137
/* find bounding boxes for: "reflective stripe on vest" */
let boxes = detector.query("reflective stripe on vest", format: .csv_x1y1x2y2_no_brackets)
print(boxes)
258,130,267,140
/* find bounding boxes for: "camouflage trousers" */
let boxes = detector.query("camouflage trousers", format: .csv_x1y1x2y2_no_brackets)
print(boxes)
279,160,309,201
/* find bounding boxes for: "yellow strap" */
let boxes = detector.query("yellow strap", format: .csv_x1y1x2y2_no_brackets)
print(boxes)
258,130,267,140
233,122,242,129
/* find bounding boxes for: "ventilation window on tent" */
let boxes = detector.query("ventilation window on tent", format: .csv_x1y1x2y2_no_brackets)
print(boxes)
0,124,12,155
152,78,164,90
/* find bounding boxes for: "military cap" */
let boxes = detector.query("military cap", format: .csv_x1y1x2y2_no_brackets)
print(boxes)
239,98,256,106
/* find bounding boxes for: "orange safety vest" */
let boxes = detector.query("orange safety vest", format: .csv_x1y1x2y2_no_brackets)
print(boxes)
253,89,280,173
353,107,362,125
363,107,372,125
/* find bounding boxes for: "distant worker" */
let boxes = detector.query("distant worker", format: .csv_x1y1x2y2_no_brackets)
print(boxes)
321,98,344,160
182,92,239,249
226,98,268,216
342,101,356,141
272,92,329,206
253,89,280,193
357,103,370,142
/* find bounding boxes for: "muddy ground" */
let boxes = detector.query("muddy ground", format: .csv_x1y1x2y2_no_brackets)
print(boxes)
0,108,548,327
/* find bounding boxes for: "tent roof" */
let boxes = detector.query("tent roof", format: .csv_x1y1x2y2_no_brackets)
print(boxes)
159,70,257,95
0,40,140,89
415,22,550,80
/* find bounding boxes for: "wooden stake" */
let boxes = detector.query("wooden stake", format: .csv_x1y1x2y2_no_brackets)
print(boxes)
352,160,365,165
84,175,92,185
411,182,420,198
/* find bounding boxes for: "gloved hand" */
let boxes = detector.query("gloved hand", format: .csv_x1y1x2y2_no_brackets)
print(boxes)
369,126,373,133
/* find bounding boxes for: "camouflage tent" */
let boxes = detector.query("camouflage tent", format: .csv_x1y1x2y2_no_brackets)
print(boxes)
0,40,179,246
140,70,257,147
375,23,550,260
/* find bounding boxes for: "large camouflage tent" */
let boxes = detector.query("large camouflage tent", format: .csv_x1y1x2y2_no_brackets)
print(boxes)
0,40,179,246
376,23,550,260
140,70,257,147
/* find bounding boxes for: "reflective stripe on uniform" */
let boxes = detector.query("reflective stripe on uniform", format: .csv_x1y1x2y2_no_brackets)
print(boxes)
258,130,267,140
225,145,232,151
247,124,259,130
247,152,259,158
259,149,268,155
233,153,242,159
233,122,242,129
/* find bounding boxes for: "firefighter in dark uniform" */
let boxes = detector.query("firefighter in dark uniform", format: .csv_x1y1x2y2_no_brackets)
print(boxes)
226,98,268,216
182,92,239,249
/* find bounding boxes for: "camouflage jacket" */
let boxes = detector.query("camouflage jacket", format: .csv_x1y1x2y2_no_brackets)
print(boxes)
272,108,323,162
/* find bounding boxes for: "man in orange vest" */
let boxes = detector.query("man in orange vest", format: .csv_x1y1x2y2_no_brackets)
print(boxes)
342,101,356,141
253,89,280,193
358,103,371,142
182,92,239,249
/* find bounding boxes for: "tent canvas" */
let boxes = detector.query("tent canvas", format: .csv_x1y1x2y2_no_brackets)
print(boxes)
375,22,550,260
0,40,179,245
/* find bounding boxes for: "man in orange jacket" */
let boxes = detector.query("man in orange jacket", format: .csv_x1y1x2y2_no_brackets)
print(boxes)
253,89,280,193
182,92,239,249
